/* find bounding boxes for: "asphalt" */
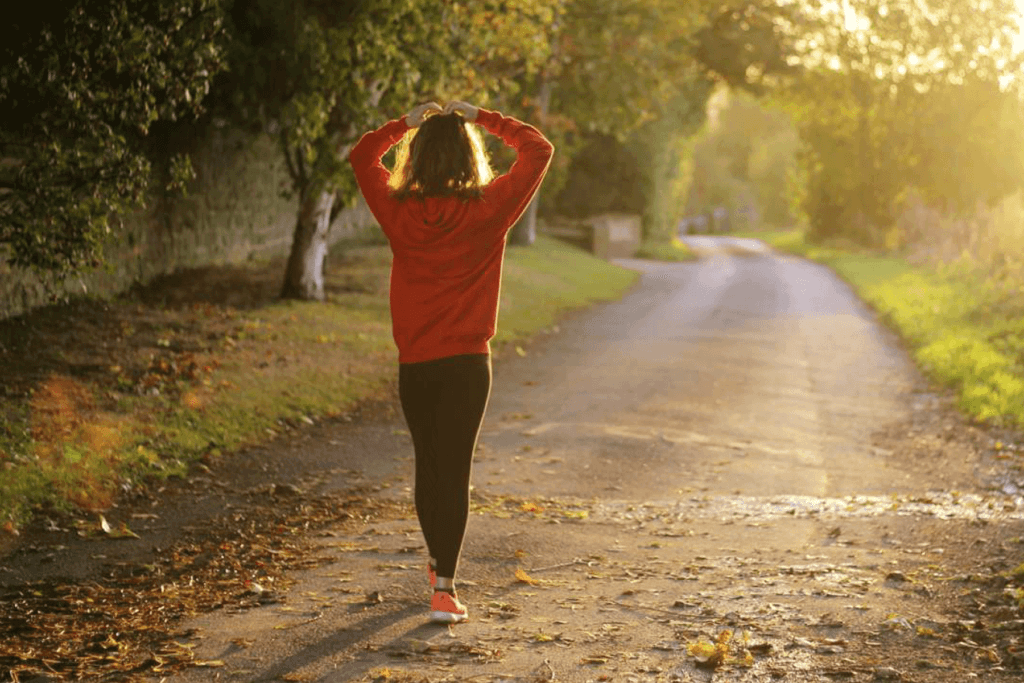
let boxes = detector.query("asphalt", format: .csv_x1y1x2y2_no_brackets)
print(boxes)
16,236,1024,683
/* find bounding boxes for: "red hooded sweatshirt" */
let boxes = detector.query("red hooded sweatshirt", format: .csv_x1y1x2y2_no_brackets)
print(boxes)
349,109,554,364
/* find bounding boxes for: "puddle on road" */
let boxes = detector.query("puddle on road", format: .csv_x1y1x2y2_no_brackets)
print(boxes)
591,490,1024,524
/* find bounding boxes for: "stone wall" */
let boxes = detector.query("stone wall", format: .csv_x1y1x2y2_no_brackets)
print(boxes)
0,126,377,320
590,213,642,259
540,214,642,260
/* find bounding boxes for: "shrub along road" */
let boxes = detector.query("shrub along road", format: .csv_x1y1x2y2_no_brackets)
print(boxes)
4,237,1024,682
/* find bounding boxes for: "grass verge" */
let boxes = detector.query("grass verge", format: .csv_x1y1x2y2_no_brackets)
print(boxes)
632,238,698,263
761,230,1024,428
0,235,638,532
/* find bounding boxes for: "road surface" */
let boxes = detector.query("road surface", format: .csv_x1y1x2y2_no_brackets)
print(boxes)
155,236,1022,682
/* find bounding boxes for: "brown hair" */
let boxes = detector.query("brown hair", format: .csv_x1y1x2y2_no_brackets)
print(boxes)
389,113,493,200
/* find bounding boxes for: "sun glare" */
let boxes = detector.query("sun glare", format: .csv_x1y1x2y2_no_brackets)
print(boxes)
1017,1,1024,53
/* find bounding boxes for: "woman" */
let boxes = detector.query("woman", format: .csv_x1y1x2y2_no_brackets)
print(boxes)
349,100,553,623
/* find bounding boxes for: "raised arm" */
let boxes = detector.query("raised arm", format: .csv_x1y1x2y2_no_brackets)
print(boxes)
348,117,408,233
348,103,442,233
471,107,554,230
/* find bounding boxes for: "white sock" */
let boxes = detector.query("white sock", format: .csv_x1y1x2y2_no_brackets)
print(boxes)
435,576,454,592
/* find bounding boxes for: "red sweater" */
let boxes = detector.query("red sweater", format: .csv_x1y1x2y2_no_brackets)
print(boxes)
349,109,554,364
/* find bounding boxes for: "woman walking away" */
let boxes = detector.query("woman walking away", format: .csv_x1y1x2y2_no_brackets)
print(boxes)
349,101,553,623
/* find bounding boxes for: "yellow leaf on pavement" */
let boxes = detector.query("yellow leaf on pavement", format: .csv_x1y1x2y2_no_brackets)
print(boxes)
515,568,539,585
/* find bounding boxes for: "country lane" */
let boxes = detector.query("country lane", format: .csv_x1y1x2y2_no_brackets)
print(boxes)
162,236,1023,683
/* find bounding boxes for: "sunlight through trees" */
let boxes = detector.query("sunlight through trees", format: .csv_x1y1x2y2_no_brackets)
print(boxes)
0,0,1021,288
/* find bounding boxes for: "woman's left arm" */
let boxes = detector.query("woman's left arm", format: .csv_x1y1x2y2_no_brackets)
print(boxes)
348,118,409,231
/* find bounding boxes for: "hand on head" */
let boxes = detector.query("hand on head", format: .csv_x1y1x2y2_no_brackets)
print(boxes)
406,101,480,127
406,102,443,127
443,101,479,122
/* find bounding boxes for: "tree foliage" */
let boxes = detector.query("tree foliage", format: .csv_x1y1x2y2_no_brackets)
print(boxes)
782,0,1024,244
224,1,456,207
690,0,803,93
554,134,646,219
685,90,800,227
0,0,225,278
548,0,710,137
15,0,1015,288
221,0,559,298
532,0,809,241
530,0,719,241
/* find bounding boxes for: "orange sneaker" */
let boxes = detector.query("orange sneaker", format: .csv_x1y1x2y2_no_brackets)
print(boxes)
429,590,468,624
427,562,437,590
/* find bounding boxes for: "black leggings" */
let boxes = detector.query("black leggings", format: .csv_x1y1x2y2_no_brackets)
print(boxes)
398,353,491,579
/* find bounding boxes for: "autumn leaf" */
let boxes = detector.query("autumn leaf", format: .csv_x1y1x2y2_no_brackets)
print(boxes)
688,637,719,664
182,391,204,410
688,630,733,669
100,515,141,539
515,568,539,585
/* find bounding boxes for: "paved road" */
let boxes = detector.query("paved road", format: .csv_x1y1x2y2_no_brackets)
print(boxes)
484,234,920,504
163,236,1020,682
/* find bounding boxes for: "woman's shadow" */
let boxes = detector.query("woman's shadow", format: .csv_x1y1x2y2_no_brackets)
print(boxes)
248,597,461,682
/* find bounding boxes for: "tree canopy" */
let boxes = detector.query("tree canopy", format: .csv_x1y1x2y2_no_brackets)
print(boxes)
219,0,562,298
3,0,1022,288
781,0,1024,244
684,90,801,228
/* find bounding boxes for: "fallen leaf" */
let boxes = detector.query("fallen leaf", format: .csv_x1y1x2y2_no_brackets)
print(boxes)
688,638,720,665
515,568,539,585
112,522,141,539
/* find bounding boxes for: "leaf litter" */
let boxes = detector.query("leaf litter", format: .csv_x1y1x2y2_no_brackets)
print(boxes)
0,487,408,682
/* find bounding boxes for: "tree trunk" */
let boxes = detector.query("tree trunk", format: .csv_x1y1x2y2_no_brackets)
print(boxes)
508,196,539,246
508,56,554,247
277,80,384,302
281,184,335,301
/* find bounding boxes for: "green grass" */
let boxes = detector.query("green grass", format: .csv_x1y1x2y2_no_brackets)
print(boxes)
730,228,806,249
0,236,638,530
765,229,1024,428
498,236,640,343
632,239,698,263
